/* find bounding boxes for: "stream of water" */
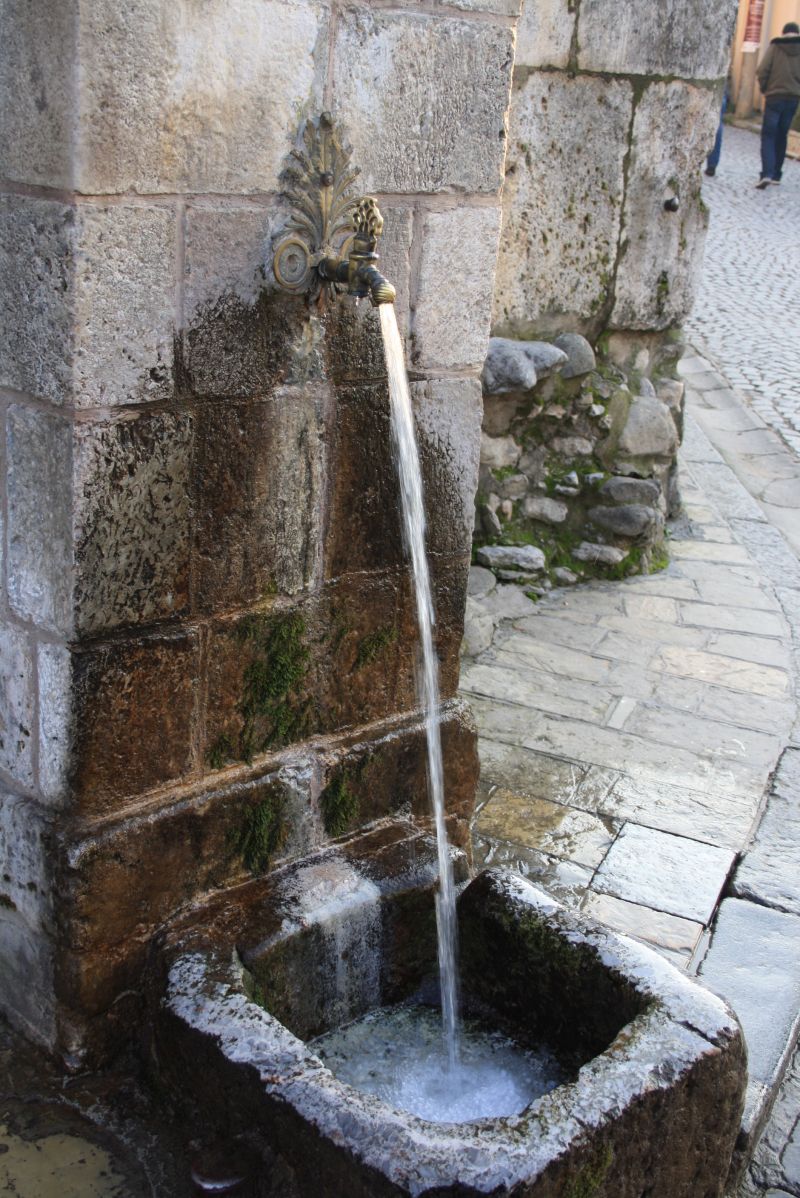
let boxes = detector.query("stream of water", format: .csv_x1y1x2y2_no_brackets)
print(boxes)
379,303,461,1067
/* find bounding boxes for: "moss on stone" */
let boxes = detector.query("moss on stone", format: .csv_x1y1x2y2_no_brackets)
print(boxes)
649,545,670,573
565,1146,614,1198
230,794,288,874
354,625,397,671
208,733,236,771
491,464,520,482
235,610,312,758
320,771,361,838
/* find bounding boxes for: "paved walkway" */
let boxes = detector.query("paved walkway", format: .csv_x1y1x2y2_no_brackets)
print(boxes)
685,125,800,459
461,353,800,1185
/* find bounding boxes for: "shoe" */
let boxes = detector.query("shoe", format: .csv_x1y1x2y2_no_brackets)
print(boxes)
705,166,716,177
771,178,781,185
755,177,771,189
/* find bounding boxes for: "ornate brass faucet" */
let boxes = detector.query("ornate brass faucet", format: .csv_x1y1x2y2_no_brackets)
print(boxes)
272,113,395,307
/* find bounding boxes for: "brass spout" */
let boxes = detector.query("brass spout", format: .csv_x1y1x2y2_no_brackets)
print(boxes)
319,197,396,306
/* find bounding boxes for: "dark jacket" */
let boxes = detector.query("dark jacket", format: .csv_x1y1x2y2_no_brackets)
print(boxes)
757,35,800,99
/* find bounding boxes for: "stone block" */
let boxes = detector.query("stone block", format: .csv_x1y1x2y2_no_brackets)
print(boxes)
523,496,568,524
616,395,679,459
73,205,176,407
411,378,483,559
394,556,471,707
476,544,546,572
184,205,274,324
0,907,54,1048
588,503,657,538
60,762,320,1014
699,899,800,1091
482,339,538,394
515,0,575,68
182,286,317,399
75,0,329,193
477,792,613,868
577,0,738,78
38,644,72,806
70,632,200,816
0,197,74,405
193,389,324,613
481,432,521,470
413,207,502,371
73,412,193,633
318,700,479,842
599,476,660,505
0,627,35,789
593,824,735,923
553,333,596,378
493,73,632,334
323,382,403,579
332,9,513,195
0,791,52,931
482,338,566,394
612,82,721,331
6,406,73,633
732,750,800,917
203,577,410,770
0,0,76,187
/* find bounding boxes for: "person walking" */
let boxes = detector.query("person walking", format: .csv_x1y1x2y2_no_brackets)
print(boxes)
755,21,800,188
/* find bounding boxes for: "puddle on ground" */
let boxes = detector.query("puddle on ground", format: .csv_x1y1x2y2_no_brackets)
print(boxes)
311,1002,565,1123
0,1115,130,1197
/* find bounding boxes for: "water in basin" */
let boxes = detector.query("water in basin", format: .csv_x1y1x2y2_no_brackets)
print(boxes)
311,1001,565,1123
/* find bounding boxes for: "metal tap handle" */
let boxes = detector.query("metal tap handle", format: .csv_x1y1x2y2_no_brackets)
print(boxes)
353,197,384,244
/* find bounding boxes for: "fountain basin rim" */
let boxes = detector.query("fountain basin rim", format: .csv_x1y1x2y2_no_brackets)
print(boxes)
163,870,743,1197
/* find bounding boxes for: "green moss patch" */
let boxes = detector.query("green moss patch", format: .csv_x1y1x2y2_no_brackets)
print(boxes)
565,1146,614,1198
320,771,361,838
354,625,397,671
237,610,312,759
229,794,288,874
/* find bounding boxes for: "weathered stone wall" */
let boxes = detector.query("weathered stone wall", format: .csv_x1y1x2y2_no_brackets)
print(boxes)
0,0,514,1061
474,0,737,582
494,0,738,339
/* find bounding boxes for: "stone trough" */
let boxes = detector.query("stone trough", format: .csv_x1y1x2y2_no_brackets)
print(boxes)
152,832,746,1198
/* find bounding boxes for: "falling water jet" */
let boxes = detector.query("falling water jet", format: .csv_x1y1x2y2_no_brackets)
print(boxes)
379,301,461,1067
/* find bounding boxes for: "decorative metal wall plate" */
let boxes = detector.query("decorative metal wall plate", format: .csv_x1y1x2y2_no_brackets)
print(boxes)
273,112,360,302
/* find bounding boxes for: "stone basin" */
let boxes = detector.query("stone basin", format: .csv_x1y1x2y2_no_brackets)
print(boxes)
152,826,746,1197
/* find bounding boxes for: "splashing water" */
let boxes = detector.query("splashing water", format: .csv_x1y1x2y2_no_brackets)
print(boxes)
379,304,460,1066
312,1003,565,1123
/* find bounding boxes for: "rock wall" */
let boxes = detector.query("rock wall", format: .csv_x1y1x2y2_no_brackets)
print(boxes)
475,330,686,586
494,0,738,339
476,0,737,578
0,0,515,1062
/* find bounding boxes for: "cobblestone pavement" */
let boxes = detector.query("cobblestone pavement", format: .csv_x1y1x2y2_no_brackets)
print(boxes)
685,125,800,459
461,354,800,1191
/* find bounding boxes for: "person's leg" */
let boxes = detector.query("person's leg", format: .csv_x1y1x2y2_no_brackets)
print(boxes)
760,101,780,182
706,119,724,173
706,91,727,175
774,98,799,179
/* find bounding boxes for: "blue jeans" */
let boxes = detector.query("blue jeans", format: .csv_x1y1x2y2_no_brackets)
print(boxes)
761,96,799,180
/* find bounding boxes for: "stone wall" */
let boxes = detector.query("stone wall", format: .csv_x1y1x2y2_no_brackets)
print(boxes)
494,0,738,339
0,0,515,1062
475,0,737,579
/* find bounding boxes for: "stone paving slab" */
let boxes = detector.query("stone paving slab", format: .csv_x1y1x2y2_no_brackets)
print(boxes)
733,750,800,918
592,823,735,923
739,1047,800,1197
698,899,800,1127
581,892,704,959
